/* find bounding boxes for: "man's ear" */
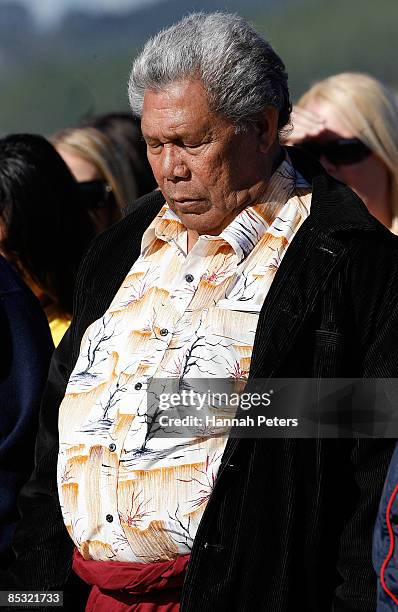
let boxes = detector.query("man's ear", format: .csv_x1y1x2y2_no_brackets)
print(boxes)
254,107,279,154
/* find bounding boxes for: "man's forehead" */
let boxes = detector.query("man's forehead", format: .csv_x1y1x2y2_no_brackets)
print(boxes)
141,79,216,135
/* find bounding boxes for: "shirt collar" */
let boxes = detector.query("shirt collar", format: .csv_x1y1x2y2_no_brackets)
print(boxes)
219,153,310,261
140,206,186,254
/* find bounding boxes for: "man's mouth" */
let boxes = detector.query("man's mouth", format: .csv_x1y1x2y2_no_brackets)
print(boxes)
169,197,209,213
171,197,203,203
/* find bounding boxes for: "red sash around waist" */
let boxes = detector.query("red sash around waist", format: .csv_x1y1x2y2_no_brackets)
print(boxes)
72,548,190,612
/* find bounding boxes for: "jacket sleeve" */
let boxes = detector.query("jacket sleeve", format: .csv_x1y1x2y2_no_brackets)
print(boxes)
0,279,53,568
372,443,398,612
1,328,75,591
333,234,398,611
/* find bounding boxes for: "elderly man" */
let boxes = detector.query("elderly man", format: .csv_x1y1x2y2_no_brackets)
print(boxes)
5,12,398,612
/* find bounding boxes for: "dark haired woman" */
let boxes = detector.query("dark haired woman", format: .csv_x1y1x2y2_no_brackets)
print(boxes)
0,133,94,345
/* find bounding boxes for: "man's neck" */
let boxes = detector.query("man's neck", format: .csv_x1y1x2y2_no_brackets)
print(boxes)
187,230,199,252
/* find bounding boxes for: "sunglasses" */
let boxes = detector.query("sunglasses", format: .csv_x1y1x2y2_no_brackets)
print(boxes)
78,180,113,209
298,138,372,166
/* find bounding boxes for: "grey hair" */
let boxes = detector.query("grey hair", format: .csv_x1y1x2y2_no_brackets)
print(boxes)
128,12,291,131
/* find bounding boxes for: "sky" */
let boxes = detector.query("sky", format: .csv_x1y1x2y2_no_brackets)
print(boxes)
1,0,162,26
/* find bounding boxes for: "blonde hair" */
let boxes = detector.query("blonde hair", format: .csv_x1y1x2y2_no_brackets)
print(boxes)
51,127,138,212
298,72,398,233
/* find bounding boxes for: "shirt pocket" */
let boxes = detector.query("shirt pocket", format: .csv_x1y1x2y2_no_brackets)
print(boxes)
201,305,259,379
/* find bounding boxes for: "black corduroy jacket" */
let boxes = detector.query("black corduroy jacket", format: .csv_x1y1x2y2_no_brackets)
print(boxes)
5,148,398,611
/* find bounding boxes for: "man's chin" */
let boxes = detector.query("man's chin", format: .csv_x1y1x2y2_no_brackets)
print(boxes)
166,199,231,236
176,212,226,237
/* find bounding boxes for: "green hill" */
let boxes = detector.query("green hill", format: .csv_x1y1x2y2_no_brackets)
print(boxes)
255,0,398,99
0,0,396,135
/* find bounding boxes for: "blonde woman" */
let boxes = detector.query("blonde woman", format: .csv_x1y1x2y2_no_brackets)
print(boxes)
52,127,137,233
285,73,398,233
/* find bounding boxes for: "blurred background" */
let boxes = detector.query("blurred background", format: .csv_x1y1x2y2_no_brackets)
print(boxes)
0,0,397,135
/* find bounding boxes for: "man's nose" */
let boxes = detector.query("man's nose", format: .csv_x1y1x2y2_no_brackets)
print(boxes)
162,145,190,181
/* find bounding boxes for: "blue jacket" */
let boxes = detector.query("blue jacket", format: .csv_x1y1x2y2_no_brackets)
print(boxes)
0,256,53,568
374,443,398,611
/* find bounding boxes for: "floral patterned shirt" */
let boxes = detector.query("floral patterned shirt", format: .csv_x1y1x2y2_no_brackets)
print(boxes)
57,155,311,562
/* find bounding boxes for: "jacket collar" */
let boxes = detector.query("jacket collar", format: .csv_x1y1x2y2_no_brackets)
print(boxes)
247,220,352,379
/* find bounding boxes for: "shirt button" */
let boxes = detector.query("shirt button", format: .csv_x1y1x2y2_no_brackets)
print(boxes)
109,443,116,452
160,328,169,337
134,382,142,390
106,514,113,523
185,274,194,283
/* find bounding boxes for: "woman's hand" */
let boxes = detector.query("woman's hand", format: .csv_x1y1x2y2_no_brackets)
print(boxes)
282,106,327,145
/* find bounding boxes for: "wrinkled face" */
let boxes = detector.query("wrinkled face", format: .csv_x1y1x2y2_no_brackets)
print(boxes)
141,79,277,236
302,99,389,206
